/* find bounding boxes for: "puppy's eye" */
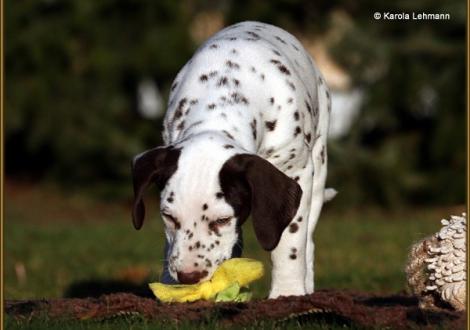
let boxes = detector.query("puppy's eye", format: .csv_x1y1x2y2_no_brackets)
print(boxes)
215,217,232,226
162,213,181,229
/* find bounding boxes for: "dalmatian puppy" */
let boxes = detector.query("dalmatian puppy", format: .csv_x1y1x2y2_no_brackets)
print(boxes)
131,21,332,298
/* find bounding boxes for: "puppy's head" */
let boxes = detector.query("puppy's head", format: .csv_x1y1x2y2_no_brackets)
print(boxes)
131,135,302,284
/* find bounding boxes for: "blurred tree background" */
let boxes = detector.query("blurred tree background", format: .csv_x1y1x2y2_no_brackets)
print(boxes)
5,0,466,207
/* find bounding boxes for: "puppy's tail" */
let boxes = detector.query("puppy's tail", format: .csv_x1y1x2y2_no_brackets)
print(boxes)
324,188,337,202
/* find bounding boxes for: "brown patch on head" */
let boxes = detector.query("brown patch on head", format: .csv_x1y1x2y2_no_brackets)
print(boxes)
131,147,181,230
202,204,208,211
219,154,302,251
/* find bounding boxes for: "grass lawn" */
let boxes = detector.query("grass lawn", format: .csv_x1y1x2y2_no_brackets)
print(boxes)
4,181,463,328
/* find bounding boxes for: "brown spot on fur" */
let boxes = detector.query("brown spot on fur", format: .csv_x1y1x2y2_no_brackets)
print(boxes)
275,36,287,44
217,76,228,87
305,100,312,114
305,133,312,143
265,120,277,131
286,80,296,91
294,126,301,136
250,119,257,140
176,121,185,131
223,130,235,140
226,60,240,70
224,144,235,149
246,31,260,38
289,223,299,233
278,65,291,75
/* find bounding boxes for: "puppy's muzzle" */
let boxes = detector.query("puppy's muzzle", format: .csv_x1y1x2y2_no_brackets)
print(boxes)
177,270,209,284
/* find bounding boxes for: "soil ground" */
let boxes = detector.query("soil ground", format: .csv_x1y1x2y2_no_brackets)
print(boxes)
5,290,466,329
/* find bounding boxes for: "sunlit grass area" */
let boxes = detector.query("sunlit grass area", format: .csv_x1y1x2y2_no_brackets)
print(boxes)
5,182,459,301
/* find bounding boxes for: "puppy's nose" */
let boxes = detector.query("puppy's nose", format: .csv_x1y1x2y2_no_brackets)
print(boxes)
177,270,208,284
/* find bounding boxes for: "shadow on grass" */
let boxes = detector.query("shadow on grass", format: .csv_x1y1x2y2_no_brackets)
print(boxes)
63,279,154,298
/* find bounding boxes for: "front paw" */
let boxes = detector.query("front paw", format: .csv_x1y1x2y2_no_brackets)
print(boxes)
268,285,306,299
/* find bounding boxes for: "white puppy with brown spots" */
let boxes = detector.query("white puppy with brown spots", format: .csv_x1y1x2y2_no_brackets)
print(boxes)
131,21,333,298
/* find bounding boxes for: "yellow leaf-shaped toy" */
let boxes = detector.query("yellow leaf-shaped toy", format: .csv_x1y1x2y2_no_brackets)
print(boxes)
148,258,264,303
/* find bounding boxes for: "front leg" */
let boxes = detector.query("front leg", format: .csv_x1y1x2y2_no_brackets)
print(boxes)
160,238,178,284
269,167,313,298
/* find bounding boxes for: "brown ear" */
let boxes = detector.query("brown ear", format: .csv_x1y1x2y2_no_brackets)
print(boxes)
131,146,181,230
220,154,302,251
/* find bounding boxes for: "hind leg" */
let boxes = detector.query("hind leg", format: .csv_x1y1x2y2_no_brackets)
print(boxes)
305,141,328,293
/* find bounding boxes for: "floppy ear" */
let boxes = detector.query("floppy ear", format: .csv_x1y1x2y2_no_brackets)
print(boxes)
131,146,181,230
220,154,302,251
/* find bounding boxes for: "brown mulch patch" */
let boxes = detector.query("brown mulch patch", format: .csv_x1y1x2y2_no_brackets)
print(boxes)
5,290,466,329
